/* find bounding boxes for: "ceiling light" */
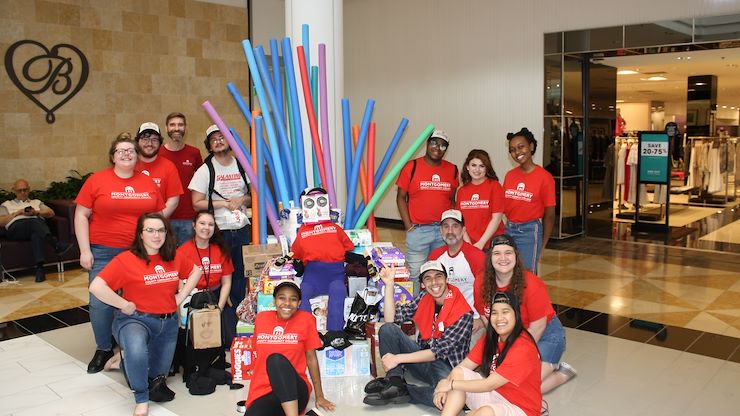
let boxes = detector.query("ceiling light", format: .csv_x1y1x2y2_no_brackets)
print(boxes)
647,76,667,81
694,82,707,86
616,100,624,103
617,69,639,75
722,105,727,108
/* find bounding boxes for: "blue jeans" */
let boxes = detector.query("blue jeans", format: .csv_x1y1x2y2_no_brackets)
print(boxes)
378,323,452,408
505,219,543,273
405,223,445,296
170,219,193,246
88,244,126,351
222,225,251,306
113,311,178,403
298,261,346,331
538,316,566,364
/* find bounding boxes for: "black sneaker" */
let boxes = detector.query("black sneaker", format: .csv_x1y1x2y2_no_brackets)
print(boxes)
363,383,410,406
87,349,114,373
364,377,389,394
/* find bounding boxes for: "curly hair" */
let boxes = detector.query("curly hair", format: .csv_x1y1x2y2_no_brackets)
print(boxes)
506,127,537,156
482,245,528,315
460,149,498,184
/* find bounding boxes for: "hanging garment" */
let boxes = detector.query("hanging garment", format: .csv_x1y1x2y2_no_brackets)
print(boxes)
617,144,627,185
653,184,667,204
707,147,723,194
603,143,615,199
627,145,639,204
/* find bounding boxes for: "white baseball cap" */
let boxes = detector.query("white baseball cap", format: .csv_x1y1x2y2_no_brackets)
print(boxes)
429,129,449,144
419,260,447,280
205,124,220,138
440,209,463,224
138,122,160,135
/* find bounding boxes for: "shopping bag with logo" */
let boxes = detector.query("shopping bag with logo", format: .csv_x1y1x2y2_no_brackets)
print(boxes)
189,305,222,349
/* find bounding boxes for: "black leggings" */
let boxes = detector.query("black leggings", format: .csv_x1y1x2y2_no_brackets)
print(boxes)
244,353,309,416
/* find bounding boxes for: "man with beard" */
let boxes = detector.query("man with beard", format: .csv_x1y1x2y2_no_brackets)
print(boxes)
428,209,486,333
396,130,458,295
188,125,251,344
134,122,183,218
159,113,203,245
363,260,473,408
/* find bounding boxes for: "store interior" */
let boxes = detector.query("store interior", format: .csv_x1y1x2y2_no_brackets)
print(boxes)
585,48,740,253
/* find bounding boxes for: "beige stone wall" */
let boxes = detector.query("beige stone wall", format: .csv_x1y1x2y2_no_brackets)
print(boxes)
0,0,251,190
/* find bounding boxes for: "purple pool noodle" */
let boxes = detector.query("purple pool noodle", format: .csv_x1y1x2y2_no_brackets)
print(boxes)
202,100,281,237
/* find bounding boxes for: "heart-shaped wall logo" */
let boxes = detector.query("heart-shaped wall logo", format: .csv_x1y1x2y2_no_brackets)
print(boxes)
4,40,89,124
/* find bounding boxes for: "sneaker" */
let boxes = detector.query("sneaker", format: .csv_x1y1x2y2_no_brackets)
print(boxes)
87,349,114,373
541,399,550,416
363,383,410,406
364,377,389,394
149,375,176,402
557,362,578,381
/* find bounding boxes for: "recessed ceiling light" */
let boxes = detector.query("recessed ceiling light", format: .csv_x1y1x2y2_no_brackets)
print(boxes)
617,69,639,75
616,100,624,103
647,76,667,81
694,82,707,86
722,105,727,108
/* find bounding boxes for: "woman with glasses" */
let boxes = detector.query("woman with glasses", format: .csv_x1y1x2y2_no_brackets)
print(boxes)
90,213,202,416
502,128,556,274
456,149,505,250
75,132,166,374
474,235,575,400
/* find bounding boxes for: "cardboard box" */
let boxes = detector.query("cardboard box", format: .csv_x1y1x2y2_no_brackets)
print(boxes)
377,281,414,316
318,341,371,377
231,336,256,381
243,243,282,280
345,229,372,247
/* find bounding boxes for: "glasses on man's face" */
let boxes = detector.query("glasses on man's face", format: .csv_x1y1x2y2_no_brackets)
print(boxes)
143,227,167,235
210,136,225,144
428,139,448,151
115,148,136,156
14,188,30,193
139,135,159,144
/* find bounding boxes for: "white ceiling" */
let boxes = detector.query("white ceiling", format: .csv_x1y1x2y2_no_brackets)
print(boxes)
599,48,740,111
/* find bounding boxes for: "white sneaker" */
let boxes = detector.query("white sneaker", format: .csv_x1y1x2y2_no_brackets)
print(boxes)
557,361,578,381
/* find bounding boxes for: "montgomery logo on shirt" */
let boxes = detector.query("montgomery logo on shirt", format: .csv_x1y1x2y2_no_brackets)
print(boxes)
505,182,533,202
300,223,337,238
143,264,179,285
419,174,451,191
183,160,193,166
460,193,489,209
256,325,299,344
110,186,153,200
140,170,162,186
200,256,223,273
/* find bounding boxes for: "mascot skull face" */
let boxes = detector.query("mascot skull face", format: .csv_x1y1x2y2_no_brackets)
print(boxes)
300,187,330,224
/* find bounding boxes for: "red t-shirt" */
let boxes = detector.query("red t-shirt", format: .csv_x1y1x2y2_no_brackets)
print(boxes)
502,165,555,223
246,310,323,407
396,158,459,225
468,334,542,416
456,179,505,246
176,240,234,290
475,271,555,328
159,144,203,220
290,222,354,263
98,251,193,314
75,168,166,248
135,156,184,200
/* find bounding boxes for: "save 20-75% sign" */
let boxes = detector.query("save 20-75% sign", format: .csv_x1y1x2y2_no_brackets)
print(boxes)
641,142,668,156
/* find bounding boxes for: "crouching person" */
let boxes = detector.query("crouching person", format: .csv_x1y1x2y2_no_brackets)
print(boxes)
89,213,202,416
363,260,473,408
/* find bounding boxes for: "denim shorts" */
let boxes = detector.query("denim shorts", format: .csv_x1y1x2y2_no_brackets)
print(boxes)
537,316,566,364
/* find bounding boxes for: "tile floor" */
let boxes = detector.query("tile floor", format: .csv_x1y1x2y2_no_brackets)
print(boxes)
2,227,740,415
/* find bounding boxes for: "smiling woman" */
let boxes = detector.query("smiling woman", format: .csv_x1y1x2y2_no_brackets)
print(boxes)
245,280,335,415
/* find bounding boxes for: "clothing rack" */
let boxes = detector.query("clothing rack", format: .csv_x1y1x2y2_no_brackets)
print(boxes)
685,136,737,205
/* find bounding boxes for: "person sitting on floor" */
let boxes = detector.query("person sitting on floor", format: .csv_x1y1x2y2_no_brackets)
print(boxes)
0,178,72,282
363,260,474,408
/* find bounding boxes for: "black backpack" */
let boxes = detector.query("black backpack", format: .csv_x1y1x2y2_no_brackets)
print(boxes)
203,154,250,212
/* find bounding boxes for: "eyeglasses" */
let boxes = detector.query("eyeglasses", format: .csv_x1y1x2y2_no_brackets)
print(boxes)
138,136,159,144
14,188,30,192
114,148,136,156
428,139,448,151
209,136,225,143
143,227,167,235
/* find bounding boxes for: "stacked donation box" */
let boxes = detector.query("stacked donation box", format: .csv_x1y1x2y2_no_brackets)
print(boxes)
231,223,416,384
